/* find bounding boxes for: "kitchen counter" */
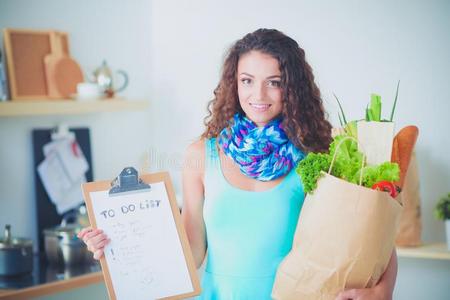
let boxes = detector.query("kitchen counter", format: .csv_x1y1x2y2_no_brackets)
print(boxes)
397,243,450,260
0,254,103,299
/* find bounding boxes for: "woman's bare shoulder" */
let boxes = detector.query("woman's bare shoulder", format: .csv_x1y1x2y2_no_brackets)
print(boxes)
184,138,207,173
186,139,205,154
185,138,207,159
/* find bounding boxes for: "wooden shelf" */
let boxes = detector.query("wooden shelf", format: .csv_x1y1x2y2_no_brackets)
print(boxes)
397,243,450,260
0,99,149,116
0,272,103,300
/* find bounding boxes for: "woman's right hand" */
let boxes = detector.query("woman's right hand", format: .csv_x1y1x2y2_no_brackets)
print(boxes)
77,227,110,260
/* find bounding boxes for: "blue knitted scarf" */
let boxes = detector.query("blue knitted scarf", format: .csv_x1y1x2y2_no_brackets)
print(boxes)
217,114,304,181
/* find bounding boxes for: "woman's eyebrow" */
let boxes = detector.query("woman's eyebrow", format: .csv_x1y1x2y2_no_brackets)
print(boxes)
239,73,281,79
239,72,254,77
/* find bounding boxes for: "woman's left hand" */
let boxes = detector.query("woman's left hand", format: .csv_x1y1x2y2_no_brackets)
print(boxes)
334,285,391,300
335,249,397,300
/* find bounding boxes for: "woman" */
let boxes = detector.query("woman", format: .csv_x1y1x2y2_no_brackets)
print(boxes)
79,28,397,300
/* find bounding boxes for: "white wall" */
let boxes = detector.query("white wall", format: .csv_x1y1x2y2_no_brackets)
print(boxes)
1,0,449,299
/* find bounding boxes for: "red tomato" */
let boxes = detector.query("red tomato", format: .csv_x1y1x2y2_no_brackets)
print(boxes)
372,181,398,198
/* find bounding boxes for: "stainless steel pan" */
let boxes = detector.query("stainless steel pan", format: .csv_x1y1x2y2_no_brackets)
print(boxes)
0,225,33,276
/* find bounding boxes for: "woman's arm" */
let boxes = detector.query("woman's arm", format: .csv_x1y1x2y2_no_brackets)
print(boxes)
375,249,398,297
335,249,397,300
181,139,207,268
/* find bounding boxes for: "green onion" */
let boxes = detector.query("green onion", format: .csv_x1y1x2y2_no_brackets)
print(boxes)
370,94,382,121
389,80,400,122
334,93,348,125
338,112,344,127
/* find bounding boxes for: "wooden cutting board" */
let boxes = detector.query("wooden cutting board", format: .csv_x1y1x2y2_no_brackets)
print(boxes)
3,29,72,100
44,31,83,99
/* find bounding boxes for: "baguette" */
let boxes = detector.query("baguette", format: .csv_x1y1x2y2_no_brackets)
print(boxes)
391,125,419,188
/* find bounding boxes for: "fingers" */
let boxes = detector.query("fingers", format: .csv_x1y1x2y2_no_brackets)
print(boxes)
83,229,104,241
335,289,358,300
86,234,109,251
87,235,110,252
88,232,108,246
97,238,110,249
77,227,110,254
77,227,93,239
91,238,110,260
335,293,346,300
93,249,104,260
77,227,111,261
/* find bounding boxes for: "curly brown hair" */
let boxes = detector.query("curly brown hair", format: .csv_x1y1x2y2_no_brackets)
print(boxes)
201,28,332,153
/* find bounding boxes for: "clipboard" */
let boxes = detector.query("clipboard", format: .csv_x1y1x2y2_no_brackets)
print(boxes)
82,167,201,300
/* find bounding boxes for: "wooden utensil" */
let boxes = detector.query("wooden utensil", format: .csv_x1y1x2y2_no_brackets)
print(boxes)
44,31,83,99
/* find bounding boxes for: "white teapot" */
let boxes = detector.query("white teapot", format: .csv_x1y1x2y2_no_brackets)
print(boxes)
86,60,128,97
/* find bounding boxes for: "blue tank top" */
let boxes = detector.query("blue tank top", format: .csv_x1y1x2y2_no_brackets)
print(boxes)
199,138,305,299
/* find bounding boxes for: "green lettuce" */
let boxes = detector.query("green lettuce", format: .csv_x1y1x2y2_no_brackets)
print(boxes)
296,152,331,194
297,134,400,194
351,162,400,187
328,135,364,182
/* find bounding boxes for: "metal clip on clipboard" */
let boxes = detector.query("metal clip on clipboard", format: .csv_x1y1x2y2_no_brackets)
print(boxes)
109,167,150,196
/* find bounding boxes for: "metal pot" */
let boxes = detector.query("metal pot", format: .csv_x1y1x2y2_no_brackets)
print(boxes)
43,217,93,267
0,225,33,276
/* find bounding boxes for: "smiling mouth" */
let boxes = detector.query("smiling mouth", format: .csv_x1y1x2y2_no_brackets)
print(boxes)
250,103,271,110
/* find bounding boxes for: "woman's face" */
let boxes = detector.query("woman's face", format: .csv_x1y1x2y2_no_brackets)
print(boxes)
237,50,283,127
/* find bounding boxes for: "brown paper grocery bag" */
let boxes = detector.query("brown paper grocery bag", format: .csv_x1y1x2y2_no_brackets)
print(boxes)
395,151,422,246
357,121,395,165
272,173,403,300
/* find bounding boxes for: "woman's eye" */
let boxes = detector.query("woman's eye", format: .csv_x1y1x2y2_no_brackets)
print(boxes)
268,80,281,88
241,78,252,85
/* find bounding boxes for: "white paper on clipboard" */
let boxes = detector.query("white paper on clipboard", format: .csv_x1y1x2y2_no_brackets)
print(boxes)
88,181,195,300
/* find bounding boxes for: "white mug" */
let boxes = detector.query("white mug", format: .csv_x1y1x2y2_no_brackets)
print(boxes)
76,82,102,100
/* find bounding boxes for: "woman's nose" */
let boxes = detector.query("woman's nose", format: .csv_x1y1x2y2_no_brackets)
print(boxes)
251,83,266,101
